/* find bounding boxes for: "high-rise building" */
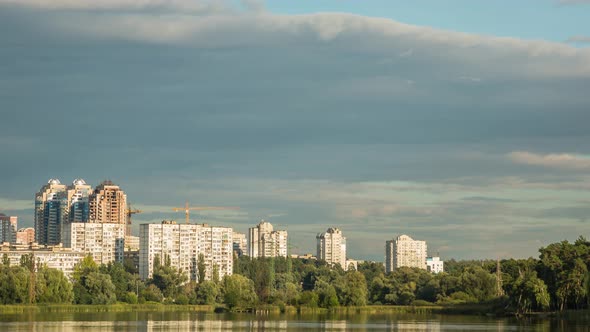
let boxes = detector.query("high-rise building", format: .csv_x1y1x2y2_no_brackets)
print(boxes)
63,222,125,264
0,214,17,244
385,235,427,273
247,220,288,258
139,221,233,282
16,227,35,245
198,224,233,280
232,231,247,257
88,180,127,228
65,179,92,223
316,228,346,268
35,179,67,245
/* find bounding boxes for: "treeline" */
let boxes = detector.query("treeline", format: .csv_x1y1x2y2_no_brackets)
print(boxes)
0,237,589,314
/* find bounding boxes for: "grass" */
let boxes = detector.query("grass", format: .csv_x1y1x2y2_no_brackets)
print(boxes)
0,304,214,314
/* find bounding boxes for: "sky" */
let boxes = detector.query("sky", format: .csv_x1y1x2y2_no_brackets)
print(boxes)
1,0,590,261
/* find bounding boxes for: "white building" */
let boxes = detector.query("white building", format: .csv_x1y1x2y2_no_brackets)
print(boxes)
316,228,346,268
385,235,427,273
247,221,288,258
0,243,85,278
139,221,233,282
63,222,125,264
426,256,444,274
232,232,247,256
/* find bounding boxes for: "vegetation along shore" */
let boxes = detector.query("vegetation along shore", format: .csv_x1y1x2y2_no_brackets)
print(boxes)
0,237,589,317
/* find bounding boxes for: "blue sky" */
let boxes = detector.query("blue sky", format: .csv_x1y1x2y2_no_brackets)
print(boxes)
1,0,590,261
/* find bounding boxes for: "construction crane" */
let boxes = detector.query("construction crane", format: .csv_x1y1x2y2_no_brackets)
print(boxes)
172,201,239,224
126,205,142,236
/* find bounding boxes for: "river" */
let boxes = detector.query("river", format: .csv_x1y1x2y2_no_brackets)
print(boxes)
0,310,588,331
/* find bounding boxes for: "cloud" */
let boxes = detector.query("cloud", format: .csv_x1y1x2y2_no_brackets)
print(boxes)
1,2,590,260
567,35,590,44
558,0,590,4
508,151,590,170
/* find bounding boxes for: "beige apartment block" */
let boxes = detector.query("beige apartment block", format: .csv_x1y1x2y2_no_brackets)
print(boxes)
317,228,346,268
248,220,288,258
63,222,125,264
386,234,427,273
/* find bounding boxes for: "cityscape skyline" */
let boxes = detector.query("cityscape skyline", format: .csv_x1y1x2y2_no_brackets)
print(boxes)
1,1,590,261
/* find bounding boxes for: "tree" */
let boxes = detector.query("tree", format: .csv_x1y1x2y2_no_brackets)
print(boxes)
196,280,219,305
141,284,164,303
511,270,550,314
222,274,258,309
72,256,116,304
197,254,206,284
314,280,339,308
151,261,187,300
339,271,367,306
36,267,73,304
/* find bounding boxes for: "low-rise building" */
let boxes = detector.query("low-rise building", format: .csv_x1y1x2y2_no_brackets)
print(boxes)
0,243,85,278
426,256,444,274
16,228,35,245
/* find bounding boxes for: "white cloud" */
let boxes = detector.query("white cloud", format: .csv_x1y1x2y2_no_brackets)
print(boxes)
567,35,590,43
509,151,590,170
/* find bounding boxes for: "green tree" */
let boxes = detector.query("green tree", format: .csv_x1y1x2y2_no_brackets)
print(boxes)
196,280,220,305
222,274,258,309
141,284,164,303
511,270,550,314
197,254,206,284
35,267,73,304
314,280,339,308
339,271,367,306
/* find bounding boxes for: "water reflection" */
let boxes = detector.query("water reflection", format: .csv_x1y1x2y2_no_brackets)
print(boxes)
0,310,588,331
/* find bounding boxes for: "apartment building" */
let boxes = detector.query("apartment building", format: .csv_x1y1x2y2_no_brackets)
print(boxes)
316,228,346,268
63,222,125,264
88,180,127,230
16,227,35,245
139,221,233,282
247,220,288,258
0,243,85,278
232,231,247,257
0,214,17,244
385,234,427,272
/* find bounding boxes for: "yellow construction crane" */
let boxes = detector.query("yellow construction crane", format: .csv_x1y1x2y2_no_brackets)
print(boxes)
172,201,239,224
126,205,142,236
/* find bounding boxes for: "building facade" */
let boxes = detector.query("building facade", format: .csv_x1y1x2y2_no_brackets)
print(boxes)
35,179,67,245
65,179,92,224
16,227,35,245
139,221,233,282
88,180,127,230
385,235,427,273
0,214,17,244
247,220,288,258
232,231,247,257
316,228,346,268
426,256,444,274
0,243,85,278
63,222,125,264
